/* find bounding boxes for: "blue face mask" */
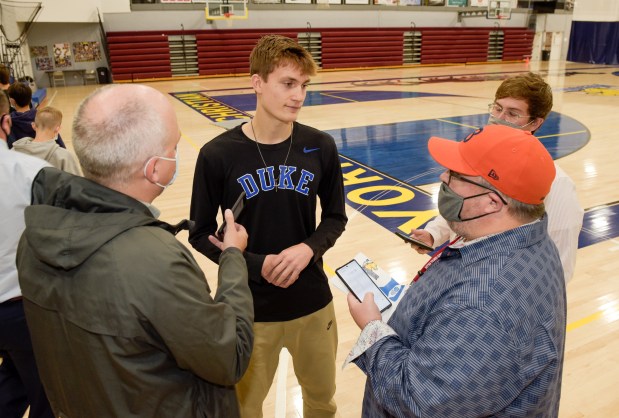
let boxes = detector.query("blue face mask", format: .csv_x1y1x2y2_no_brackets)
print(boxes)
144,149,178,189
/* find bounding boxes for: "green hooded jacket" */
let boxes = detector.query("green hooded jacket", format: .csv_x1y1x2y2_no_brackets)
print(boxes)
17,168,254,418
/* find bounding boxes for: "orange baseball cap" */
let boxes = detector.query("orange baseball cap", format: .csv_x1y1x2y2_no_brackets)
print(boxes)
428,125,556,204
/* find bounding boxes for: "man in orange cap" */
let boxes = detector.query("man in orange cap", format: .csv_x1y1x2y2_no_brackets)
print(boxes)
410,73,583,284
345,124,566,417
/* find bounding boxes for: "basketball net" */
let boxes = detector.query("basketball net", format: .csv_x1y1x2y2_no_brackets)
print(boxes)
225,13,233,28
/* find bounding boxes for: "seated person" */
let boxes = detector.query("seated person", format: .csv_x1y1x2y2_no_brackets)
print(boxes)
11,106,82,176
7,82,65,149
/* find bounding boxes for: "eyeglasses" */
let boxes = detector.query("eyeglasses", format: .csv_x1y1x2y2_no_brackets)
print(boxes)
488,103,531,124
448,171,508,205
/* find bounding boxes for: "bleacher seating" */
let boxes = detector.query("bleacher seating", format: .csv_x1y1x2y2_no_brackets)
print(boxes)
107,33,172,81
419,29,490,64
106,27,535,81
321,29,404,69
502,28,535,61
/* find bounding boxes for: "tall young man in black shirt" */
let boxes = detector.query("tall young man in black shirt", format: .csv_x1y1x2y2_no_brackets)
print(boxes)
189,35,347,418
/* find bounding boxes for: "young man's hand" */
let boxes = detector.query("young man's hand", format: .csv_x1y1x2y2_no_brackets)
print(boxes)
261,243,313,288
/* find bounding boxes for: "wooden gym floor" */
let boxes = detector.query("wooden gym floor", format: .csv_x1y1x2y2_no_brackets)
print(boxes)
44,60,619,417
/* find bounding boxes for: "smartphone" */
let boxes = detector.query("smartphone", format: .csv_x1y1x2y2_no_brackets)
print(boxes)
216,191,246,238
394,230,434,251
336,260,392,312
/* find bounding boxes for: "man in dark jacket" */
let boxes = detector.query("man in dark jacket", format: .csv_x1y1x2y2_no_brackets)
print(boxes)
16,84,254,417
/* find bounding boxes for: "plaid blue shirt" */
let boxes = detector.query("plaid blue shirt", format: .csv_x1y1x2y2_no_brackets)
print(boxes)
354,216,566,417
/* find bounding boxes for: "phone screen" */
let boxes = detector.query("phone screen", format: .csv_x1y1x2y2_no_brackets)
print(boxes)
216,191,246,238
336,260,392,312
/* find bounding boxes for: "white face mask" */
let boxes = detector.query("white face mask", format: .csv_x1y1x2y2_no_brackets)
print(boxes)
487,115,535,130
143,149,178,189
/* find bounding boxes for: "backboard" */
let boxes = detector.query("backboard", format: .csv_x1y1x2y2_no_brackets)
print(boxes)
487,0,512,20
205,0,248,21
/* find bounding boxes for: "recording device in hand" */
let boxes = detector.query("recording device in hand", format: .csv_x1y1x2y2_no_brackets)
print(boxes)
394,230,434,251
216,191,246,238
336,260,392,312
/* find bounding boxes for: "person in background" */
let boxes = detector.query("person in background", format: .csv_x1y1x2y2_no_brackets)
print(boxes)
0,84,54,418
11,106,82,176
347,125,566,417
410,72,583,283
16,84,254,417
189,35,347,418
0,64,12,111
7,82,66,149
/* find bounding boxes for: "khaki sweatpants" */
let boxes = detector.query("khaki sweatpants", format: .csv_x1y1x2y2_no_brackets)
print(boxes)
237,301,338,418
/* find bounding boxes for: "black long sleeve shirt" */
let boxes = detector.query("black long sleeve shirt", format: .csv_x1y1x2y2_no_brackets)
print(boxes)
189,122,347,322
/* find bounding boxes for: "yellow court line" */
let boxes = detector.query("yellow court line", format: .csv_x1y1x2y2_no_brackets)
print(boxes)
324,264,336,278
435,118,479,129
566,310,606,332
320,92,359,103
181,133,203,152
536,130,587,139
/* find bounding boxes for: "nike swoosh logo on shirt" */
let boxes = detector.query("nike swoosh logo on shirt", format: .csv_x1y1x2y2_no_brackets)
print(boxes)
303,147,320,153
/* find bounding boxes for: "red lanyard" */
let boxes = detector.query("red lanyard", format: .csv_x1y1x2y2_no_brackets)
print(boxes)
413,237,462,282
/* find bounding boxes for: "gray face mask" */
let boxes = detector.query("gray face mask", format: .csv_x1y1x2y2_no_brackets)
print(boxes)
487,115,534,130
438,182,494,222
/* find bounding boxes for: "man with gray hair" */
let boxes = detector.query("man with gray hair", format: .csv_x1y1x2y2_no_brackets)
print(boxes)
16,84,254,417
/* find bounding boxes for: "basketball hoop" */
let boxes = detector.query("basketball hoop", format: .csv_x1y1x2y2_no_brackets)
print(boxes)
486,1,512,21
205,0,248,24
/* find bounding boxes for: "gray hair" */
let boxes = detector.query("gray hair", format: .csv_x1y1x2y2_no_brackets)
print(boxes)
72,85,170,187
478,177,546,222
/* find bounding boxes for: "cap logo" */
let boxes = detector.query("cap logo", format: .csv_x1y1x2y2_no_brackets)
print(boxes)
488,169,499,180
463,127,483,142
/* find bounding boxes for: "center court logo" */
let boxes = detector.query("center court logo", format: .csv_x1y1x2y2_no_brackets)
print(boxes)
340,155,438,236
